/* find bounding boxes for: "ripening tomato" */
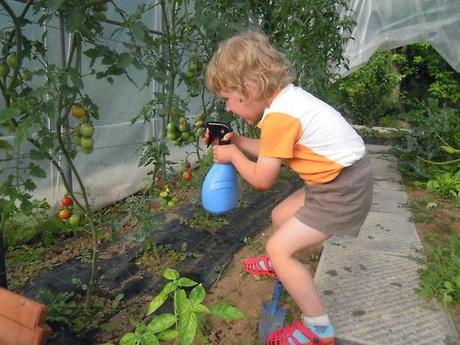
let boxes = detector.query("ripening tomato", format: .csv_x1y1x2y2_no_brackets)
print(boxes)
59,208,71,220
71,105,86,119
61,196,73,207
185,160,191,169
182,171,192,182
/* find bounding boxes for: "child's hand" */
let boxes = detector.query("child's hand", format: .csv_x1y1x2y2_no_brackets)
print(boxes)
212,142,237,163
204,130,235,146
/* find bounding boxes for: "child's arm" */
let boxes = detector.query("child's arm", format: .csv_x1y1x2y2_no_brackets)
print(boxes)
233,135,260,158
213,144,281,191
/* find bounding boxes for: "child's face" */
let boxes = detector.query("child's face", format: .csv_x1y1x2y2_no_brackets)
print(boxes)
219,89,268,125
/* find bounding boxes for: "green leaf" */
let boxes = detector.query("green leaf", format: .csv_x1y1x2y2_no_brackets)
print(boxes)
210,303,245,321
192,304,210,314
0,139,13,150
28,163,46,178
161,281,177,295
23,179,36,192
163,268,179,280
146,292,168,316
47,0,65,11
175,289,190,318
71,72,84,89
117,53,132,69
177,277,198,287
157,329,178,341
147,313,176,334
179,310,197,345
30,149,46,160
129,21,146,42
189,284,206,305
0,106,21,124
119,332,139,345
141,332,159,345
65,9,84,32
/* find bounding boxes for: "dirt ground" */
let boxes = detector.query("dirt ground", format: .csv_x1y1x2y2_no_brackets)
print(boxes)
204,225,323,345
202,186,460,345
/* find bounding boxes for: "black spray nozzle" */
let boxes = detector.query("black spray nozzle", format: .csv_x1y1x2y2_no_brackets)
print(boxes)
205,121,233,147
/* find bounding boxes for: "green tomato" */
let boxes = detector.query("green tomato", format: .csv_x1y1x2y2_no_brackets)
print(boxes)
195,127,204,137
6,54,18,69
0,63,9,78
166,122,176,131
178,123,188,133
21,69,32,81
81,145,93,154
166,131,177,140
167,200,176,208
188,62,198,73
181,132,191,140
159,191,168,198
80,137,94,149
68,214,80,225
79,123,95,137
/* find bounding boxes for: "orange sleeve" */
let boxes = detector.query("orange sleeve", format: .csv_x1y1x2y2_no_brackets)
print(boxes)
258,113,302,158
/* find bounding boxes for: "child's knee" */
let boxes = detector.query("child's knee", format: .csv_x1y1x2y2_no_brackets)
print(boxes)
266,237,282,258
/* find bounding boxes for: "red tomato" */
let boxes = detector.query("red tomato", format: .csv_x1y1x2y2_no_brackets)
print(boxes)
61,196,73,207
185,160,191,169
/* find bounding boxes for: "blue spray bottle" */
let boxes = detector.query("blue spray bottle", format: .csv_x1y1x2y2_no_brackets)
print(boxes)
201,122,239,215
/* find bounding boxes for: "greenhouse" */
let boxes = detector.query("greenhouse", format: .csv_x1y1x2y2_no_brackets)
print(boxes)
0,1,459,344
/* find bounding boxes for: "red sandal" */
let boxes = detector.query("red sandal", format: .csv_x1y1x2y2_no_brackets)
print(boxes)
267,320,335,345
243,256,277,277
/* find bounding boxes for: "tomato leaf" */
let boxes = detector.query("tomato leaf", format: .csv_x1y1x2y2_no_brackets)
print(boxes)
28,163,46,178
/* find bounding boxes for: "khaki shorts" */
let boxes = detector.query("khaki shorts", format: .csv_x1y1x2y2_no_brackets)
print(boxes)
295,153,373,237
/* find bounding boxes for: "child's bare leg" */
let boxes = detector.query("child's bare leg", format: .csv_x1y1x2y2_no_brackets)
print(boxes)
271,187,305,230
266,217,330,316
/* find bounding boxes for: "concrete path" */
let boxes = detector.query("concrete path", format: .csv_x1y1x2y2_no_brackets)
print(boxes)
314,144,458,345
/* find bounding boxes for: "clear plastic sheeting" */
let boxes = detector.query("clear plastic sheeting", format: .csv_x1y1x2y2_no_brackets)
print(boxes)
340,0,460,76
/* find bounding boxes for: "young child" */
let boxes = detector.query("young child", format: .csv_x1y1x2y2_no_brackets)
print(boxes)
204,31,373,345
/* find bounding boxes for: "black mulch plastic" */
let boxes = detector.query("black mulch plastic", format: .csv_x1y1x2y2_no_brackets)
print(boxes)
23,177,302,340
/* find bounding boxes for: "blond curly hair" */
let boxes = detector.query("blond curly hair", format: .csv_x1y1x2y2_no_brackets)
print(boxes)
205,31,294,100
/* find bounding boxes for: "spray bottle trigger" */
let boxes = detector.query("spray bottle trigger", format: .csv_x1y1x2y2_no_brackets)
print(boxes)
205,121,233,147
